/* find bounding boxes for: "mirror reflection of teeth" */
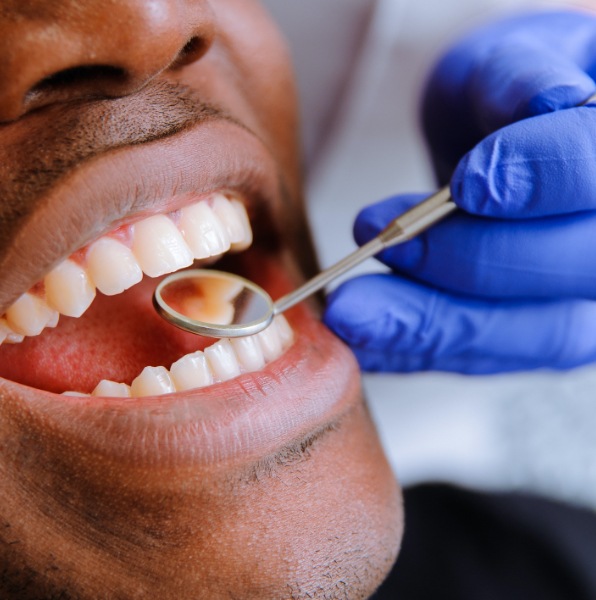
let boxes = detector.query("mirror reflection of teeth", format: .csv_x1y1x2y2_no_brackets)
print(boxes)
0,193,253,342
60,315,294,398
179,277,245,325
181,297,235,326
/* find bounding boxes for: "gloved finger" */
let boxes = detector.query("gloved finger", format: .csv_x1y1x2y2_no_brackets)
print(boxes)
451,106,596,218
355,194,596,299
423,11,596,182
467,41,596,134
324,273,596,374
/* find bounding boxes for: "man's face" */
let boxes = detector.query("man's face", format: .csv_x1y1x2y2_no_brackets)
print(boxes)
0,1,402,598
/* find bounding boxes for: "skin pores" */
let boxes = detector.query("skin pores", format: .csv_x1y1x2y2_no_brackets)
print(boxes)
0,1,403,598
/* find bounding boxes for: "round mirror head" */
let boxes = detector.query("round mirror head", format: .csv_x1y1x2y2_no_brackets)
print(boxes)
153,269,274,338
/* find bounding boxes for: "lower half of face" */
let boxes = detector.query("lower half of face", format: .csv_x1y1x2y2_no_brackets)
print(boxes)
1,385,401,598
0,1,402,597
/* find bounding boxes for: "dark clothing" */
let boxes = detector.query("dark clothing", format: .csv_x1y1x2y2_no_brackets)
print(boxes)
374,484,596,600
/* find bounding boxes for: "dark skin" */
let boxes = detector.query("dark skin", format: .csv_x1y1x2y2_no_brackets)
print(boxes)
0,1,402,599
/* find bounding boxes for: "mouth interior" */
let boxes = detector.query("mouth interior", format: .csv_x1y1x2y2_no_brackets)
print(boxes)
0,209,292,396
0,274,208,394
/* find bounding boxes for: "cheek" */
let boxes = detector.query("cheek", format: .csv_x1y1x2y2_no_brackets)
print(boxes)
198,402,403,599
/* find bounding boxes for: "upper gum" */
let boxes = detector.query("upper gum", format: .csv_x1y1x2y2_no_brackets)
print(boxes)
82,191,244,257
55,191,247,282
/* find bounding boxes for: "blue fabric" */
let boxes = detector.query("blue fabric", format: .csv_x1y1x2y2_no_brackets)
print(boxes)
324,11,596,373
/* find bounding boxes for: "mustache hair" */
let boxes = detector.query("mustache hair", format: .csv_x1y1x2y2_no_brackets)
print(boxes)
0,81,227,255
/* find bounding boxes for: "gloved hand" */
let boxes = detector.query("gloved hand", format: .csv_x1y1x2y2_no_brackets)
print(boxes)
324,11,596,374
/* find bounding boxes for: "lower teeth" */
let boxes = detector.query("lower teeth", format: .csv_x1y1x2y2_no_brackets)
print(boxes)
62,315,294,398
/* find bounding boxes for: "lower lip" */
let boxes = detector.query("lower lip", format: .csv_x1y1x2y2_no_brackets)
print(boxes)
0,262,361,468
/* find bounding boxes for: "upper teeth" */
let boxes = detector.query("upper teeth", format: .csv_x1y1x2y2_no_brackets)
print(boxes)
0,192,253,344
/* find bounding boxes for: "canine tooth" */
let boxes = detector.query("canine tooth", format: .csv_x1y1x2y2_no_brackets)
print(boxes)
205,339,241,381
62,391,90,397
5,293,58,336
87,238,143,295
212,194,247,245
256,325,283,362
132,215,193,277
274,315,294,348
179,202,230,259
131,366,176,397
45,259,96,318
92,380,132,398
229,200,252,251
170,351,214,391
230,336,266,372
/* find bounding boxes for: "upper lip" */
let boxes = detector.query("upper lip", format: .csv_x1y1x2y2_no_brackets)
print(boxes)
0,82,283,314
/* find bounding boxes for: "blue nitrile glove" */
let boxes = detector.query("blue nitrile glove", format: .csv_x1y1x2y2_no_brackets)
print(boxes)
324,11,596,374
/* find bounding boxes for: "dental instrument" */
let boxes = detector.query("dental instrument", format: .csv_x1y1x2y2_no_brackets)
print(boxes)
153,186,456,337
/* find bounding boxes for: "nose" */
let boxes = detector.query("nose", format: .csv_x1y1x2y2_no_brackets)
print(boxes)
0,0,215,122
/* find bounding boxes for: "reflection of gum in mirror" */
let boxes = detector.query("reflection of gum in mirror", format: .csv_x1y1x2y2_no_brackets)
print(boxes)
160,276,244,325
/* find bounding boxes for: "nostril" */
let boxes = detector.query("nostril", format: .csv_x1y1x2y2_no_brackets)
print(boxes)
27,64,129,101
23,65,130,112
171,36,211,69
19,64,131,115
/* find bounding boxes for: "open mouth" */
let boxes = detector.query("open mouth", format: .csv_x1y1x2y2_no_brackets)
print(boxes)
0,189,295,397
0,117,360,467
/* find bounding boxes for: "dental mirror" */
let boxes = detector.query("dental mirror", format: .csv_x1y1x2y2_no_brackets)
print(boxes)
154,187,457,337
153,269,275,338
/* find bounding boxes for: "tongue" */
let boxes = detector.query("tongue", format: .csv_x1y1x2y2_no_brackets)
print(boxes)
0,277,208,394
